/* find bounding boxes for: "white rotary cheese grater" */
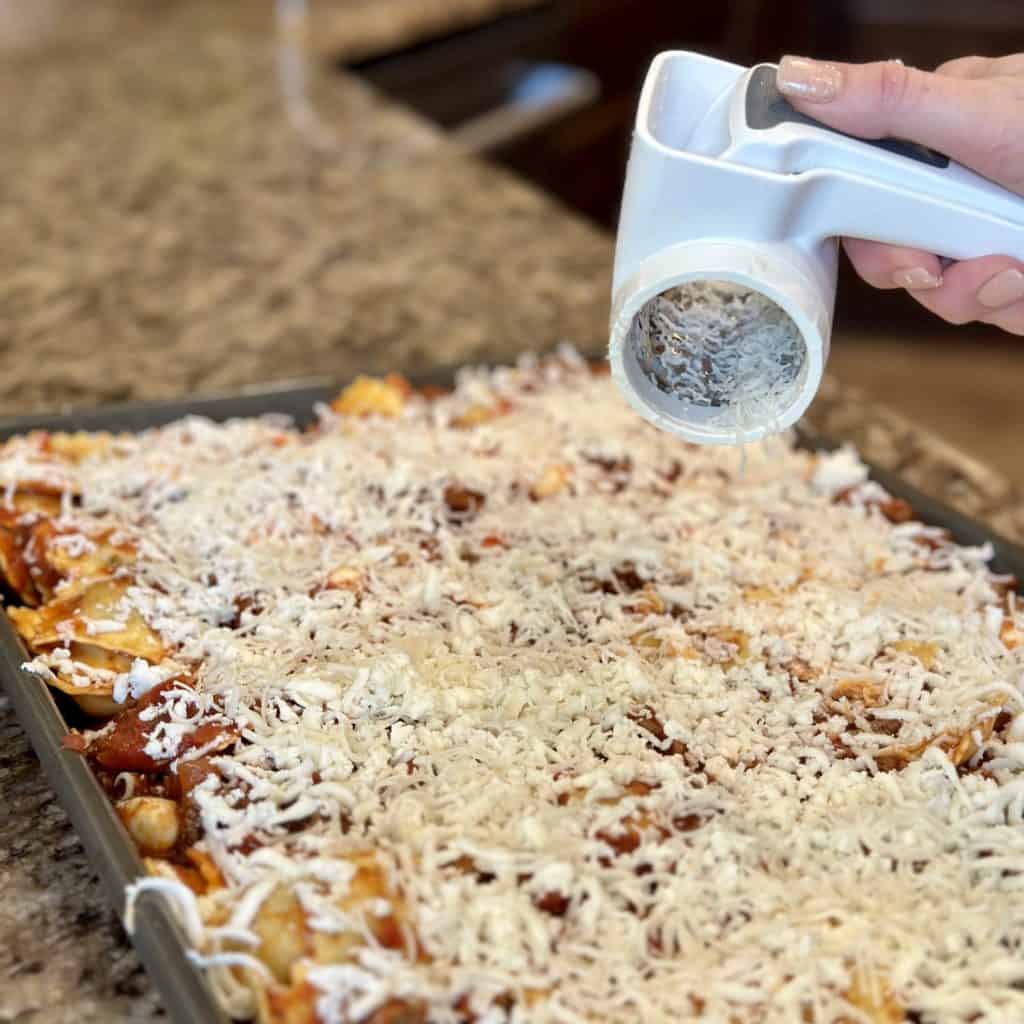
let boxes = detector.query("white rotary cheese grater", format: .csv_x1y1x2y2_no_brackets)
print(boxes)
609,51,1024,445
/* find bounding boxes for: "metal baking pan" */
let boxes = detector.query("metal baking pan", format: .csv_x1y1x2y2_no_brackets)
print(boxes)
2,380,1024,1024
0,382,337,1024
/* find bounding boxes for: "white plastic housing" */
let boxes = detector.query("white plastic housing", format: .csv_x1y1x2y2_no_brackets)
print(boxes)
610,51,1024,445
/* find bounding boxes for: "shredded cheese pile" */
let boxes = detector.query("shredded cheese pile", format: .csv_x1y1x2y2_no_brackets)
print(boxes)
11,353,1024,1023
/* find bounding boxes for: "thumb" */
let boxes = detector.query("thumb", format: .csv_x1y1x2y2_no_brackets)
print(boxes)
775,56,1019,190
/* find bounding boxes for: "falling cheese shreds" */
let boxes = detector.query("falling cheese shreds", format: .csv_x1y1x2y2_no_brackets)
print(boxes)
5,352,1024,1024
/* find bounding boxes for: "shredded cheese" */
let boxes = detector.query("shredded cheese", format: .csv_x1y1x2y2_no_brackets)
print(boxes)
5,354,1024,1023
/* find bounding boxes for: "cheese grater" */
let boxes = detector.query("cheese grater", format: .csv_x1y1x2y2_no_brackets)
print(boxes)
609,51,1024,445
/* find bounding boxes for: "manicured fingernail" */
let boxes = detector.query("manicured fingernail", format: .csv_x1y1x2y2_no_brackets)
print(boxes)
777,56,843,102
977,268,1024,308
893,267,942,290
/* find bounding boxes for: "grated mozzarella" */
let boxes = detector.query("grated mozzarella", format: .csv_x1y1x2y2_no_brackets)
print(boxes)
6,357,1024,1023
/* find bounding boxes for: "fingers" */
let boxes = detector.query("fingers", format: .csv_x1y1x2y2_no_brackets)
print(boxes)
776,56,1021,188
937,54,1024,79
781,53,1024,336
904,256,1024,330
936,56,989,79
844,240,1024,332
984,301,1024,336
842,238,943,291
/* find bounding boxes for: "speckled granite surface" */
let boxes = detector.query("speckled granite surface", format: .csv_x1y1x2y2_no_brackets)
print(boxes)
0,699,165,1023
0,0,609,414
1,2,1023,1023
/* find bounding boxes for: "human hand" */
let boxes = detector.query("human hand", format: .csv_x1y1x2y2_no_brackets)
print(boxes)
777,54,1024,334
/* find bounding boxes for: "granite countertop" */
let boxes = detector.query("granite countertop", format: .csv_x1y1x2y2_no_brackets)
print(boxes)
1,2,1023,1022
0,0,609,415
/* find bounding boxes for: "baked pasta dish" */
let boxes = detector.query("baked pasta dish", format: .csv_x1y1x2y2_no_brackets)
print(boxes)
1,352,1023,1024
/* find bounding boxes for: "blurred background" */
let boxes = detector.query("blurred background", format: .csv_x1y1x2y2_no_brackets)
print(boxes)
339,0,1024,480
2,0,1023,484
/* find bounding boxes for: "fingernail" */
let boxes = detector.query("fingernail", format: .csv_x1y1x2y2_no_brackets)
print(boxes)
893,267,942,290
777,56,844,102
977,268,1024,308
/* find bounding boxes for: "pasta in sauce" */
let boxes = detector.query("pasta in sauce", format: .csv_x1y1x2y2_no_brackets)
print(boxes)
1,353,1023,1024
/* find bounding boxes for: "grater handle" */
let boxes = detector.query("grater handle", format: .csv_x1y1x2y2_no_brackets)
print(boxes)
728,64,1024,263
744,66,950,172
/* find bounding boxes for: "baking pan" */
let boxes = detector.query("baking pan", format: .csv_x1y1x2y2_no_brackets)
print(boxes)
0,381,339,1024
2,380,1024,1024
